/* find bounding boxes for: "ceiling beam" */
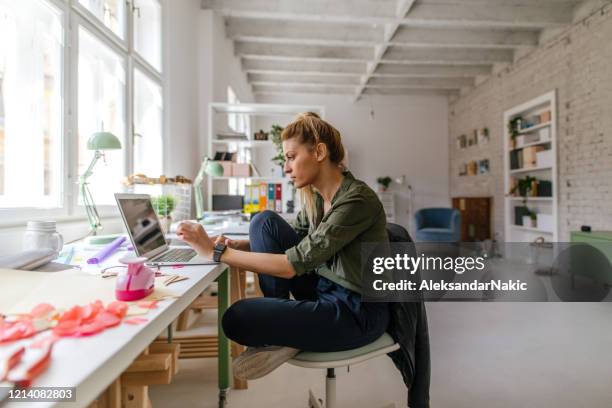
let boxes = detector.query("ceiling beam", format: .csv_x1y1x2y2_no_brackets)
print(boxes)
374,63,492,77
248,73,362,86
203,0,573,28
242,58,367,75
382,47,514,64
235,41,374,62
366,76,474,88
228,18,540,49
252,83,355,95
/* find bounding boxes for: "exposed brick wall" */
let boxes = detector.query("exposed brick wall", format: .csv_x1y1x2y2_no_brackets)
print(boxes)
448,3,612,241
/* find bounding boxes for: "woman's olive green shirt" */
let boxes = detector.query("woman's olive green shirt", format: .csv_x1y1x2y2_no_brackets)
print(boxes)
285,171,388,294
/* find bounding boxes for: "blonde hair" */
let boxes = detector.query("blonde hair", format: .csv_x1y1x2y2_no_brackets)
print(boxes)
281,112,345,226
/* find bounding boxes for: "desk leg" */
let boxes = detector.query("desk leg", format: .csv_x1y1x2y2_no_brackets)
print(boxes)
230,267,248,390
217,268,230,407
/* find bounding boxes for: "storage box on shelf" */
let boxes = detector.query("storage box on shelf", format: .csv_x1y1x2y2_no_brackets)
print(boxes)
504,91,558,242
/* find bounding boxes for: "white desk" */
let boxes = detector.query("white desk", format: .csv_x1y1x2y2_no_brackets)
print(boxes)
1,250,233,408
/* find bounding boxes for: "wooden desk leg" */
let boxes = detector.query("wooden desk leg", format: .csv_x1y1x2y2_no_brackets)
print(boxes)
217,268,230,407
230,266,248,390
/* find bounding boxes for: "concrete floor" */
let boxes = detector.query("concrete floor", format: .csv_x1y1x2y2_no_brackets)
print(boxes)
150,303,612,408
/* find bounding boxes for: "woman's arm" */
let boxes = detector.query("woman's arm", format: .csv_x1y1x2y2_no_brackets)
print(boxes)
176,222,296,279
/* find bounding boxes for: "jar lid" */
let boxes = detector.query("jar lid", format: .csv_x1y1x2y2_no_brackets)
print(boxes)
26,220,57,232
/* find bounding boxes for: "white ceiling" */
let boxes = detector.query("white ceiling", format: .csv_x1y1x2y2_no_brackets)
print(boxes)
201,0,590,101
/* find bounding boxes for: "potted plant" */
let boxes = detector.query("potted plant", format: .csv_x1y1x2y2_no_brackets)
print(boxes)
151,195,175,234
508,117,522,148
270,124,285,171
377,176,392,192
509,176,537,202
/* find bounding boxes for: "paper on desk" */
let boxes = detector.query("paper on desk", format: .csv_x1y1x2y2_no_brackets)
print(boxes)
0,268,179,315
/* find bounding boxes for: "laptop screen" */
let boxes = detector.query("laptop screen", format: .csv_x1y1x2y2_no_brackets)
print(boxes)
116,196,167,256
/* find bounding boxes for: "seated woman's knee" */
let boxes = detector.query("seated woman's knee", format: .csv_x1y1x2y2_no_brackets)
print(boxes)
221,300,252,343
249,210,278,236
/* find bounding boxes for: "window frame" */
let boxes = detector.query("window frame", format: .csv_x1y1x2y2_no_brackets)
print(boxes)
0,0,164,228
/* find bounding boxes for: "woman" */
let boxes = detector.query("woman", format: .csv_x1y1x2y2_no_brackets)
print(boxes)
176,112,390,380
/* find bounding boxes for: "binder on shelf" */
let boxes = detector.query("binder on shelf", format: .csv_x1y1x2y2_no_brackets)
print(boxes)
259,183,267,212
275,183,282,213
267,184,275,211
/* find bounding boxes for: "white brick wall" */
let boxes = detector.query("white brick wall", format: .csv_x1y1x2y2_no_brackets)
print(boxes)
449,3,612,241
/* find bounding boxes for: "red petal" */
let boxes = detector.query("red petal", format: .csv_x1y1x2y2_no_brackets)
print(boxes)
76,321,105,336
52,320,80,337
136,300,158,309
59,306,83,324
96,312,121,328
106,301,128,319
124,317,148,325
31,303,55,318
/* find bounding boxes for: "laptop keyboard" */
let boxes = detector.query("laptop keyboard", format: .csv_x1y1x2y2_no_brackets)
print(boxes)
154,248,197,263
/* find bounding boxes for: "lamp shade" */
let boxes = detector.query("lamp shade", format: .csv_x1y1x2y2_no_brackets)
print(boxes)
87,131,122,151
204,159,224,177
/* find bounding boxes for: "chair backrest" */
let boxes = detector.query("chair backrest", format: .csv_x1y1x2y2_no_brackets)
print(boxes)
415,207,459,229
386,222,413,243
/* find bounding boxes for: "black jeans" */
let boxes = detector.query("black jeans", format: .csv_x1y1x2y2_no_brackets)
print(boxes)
221,210,389,352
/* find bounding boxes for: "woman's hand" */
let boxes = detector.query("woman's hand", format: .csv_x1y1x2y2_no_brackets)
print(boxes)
176,222,214,258
212,235,250,251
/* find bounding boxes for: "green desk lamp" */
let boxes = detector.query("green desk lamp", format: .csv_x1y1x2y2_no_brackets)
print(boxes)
194,157,224,220
79,131,122,235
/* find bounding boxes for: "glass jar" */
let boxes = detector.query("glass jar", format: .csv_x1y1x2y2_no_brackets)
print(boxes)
22,221,64,253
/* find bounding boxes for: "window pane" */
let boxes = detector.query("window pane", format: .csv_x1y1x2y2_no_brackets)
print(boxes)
0,0,63,208
78,27,125,206
133,0,161,72
134,69,162,176
79,0,126,40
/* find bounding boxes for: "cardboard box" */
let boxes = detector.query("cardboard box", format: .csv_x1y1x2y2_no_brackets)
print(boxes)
219,161,233,176
232,163,251,177
538,127,551,141
536,149,553,168
540,111,551,123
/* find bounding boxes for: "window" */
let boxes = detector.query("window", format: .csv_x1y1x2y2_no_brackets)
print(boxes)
78,27,126,205
133,0,162,71
133,69,163,176
0,0,164,223
0,0,63,208
79,0,127,40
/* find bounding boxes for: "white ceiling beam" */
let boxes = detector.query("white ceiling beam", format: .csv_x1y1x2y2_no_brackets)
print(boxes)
391,26,539,48
241,58,366,75
382,47,514,64
248,73,362,86
203,0,573,28
228,19,540,49
226,17,383,44
252,83,354,95
363,88,459,96
367,76,474,88
235,41,374,61
374,63,491,77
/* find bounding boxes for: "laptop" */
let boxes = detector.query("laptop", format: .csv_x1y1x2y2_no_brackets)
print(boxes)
115,193,217,266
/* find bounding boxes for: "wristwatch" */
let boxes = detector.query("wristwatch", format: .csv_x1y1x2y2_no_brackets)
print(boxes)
213,242,227,262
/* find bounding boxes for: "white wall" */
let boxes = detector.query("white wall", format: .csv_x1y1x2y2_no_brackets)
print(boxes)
257,93,450,232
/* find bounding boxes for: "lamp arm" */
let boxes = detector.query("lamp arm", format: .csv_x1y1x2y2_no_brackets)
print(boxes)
79,151,103,234
79,151,103,183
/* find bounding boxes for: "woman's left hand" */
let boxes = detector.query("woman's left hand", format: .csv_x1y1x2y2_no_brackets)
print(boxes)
176,221,214,258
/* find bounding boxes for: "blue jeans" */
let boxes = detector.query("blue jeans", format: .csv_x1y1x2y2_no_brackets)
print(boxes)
221,211,389,352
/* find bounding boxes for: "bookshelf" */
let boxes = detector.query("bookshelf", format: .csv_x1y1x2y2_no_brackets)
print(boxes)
503,90,558,242
206,103,325,212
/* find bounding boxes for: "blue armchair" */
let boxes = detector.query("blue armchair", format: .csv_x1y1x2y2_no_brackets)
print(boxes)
414,208,462,242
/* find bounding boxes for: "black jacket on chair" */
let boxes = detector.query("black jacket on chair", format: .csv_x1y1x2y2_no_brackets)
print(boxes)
385,223,431,408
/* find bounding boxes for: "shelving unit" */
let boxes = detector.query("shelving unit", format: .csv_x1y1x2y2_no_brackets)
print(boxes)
503,90,558,242
206,103,324,212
